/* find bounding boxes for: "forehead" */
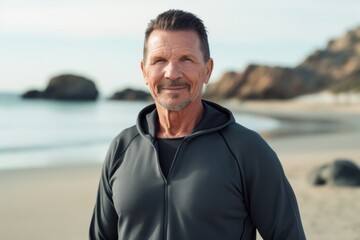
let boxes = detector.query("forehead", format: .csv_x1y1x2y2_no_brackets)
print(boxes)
146,30,202,56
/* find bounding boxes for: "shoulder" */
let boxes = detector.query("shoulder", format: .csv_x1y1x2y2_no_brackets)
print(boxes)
112,125,140,147
109,125,140,158
103,125,140,173
221,122,268,148
220,122,281,169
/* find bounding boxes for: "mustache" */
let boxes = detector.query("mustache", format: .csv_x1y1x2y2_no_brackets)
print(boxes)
157,79,191,89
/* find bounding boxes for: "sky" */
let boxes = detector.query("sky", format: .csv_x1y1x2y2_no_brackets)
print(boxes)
1,0,360,95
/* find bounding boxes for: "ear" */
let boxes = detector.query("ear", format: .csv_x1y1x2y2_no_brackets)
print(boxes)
204,58,214,84
140,60,148,85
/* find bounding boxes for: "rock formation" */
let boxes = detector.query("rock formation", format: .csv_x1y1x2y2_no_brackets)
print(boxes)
298,26,360,80
307,159,360,187
204,71,243,100
205,25,360,100
204,65,325,100
22,74,99,101
109,88,152,101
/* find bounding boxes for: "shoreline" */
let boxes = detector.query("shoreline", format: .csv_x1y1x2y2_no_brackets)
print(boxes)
1,100,360,240
228,100,359,137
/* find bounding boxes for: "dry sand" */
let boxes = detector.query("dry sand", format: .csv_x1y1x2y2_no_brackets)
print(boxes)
1,100,360,240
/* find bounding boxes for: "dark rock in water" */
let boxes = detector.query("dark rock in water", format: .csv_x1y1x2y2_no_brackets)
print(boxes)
21,90,43,99
43,74,98,100
308,159,360,187
22,74,99,101
109,88,152,101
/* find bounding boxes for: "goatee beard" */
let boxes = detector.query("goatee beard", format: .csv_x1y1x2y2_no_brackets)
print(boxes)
157,97,192,111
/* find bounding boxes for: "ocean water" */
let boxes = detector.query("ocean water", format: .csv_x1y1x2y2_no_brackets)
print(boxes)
0,93,279,170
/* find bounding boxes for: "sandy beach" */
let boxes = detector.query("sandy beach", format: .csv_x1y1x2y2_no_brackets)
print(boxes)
1,100,360,240
232,100,360,240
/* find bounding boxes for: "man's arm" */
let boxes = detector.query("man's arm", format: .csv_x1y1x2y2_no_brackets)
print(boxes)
241,133,306,239
89,141,119,239
223,126,306,239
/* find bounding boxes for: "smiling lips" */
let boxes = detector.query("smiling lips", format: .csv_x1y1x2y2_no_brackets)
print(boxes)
158,80,190,93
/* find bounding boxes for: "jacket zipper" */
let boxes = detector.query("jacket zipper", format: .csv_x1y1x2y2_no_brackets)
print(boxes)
150,140,169,240
163,182,168,240
162,138,188,240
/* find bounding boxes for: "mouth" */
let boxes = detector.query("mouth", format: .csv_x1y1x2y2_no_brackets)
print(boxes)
162,86,188,90
160,86,189,94
158,80,190,93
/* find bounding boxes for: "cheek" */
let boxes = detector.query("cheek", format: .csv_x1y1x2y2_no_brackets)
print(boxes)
145,67,164,98
146,67,161,85
188,67,207,91
147,82,160,99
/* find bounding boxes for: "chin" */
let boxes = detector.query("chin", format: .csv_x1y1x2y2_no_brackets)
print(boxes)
158,99,192,111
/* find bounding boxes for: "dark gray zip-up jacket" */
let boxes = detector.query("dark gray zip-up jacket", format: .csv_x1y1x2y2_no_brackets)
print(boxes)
90,100,306,240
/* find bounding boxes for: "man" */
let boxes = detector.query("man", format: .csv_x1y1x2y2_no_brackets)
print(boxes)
90,9,306,240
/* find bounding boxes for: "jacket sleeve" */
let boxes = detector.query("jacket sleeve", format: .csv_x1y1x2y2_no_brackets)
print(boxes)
226,128,306,239
89,139,119,240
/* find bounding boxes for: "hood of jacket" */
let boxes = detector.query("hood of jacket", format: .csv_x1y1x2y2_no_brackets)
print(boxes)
136,100,235,140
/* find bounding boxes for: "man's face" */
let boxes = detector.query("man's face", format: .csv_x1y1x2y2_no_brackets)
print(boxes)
141,30,213,111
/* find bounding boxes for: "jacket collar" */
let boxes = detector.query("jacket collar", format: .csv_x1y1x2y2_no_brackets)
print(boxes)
136,100,235,139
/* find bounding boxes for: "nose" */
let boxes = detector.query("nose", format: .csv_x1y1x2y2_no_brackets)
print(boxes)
164,61,182,80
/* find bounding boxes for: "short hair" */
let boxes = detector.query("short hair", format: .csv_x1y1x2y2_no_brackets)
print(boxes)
143,9,210,62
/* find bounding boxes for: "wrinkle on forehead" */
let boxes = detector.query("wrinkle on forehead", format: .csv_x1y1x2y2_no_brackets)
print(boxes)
146,30,204,62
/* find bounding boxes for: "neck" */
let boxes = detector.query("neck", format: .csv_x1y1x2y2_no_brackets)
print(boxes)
156,99,204,138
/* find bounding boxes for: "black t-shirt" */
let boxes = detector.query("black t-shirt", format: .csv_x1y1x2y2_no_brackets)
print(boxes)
156,137,184,178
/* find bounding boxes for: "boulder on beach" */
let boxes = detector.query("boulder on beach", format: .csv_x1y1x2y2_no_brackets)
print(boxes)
307,159,360,187
22,74,99,101
109,88,152,101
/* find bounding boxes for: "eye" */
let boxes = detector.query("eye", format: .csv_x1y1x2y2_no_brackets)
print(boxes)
151,57,166,65
181,56,194,62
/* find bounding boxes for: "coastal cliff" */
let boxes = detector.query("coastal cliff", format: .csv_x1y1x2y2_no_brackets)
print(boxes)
204,26,360,100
